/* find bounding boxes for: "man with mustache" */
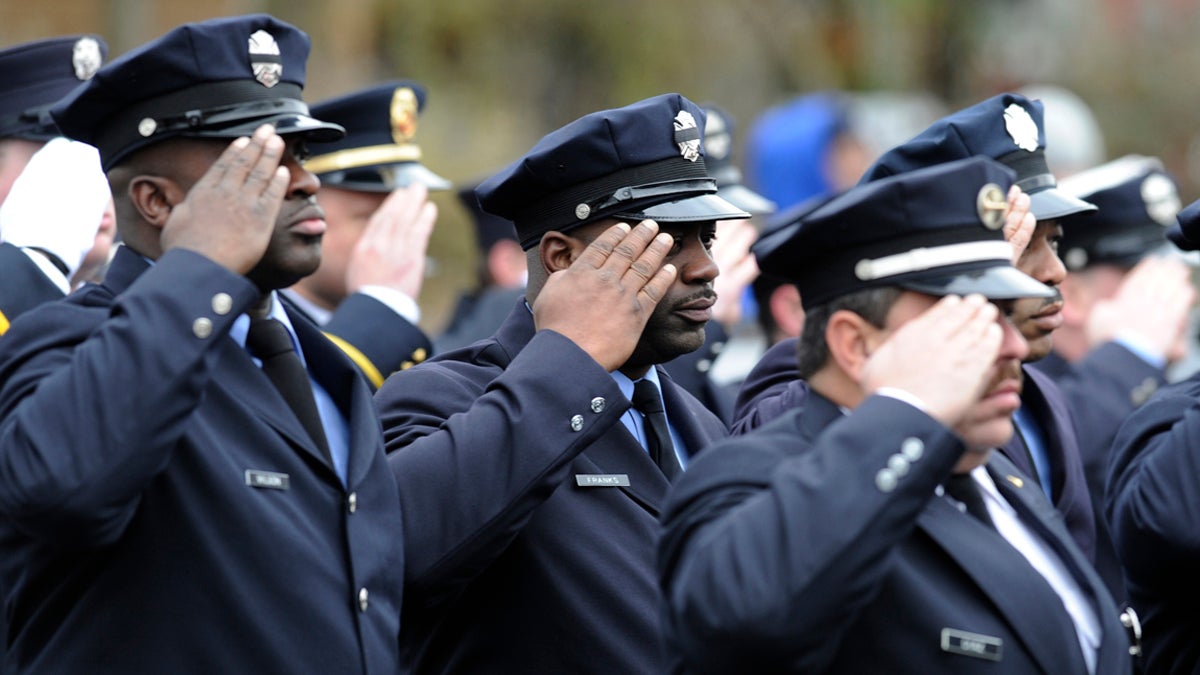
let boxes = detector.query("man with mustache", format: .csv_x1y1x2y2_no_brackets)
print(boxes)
376,94,742,674
660,156,1133,674
0,16,405,672
733,93,1100,563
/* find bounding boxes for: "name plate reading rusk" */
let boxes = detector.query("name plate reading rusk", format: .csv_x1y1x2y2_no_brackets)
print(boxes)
575,474,630,487
940,628,1002,662
245,470,290,490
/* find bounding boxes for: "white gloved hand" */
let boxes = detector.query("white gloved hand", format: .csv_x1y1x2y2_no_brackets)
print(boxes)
0,137,111,279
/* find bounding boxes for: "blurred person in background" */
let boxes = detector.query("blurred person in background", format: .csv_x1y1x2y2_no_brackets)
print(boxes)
1039,155,1195,600
0,35,108,334
434,181,526,353
289,81,446,390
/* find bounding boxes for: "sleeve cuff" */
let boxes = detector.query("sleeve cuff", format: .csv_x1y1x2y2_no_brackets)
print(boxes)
357,285,420,324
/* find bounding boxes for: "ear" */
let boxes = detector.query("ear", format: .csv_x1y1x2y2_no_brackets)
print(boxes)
824,309,883,383
127,175,186,230
769,284,805,338
538,230,586,276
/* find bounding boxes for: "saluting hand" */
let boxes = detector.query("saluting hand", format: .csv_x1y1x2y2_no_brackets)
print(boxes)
1002,185,1035,264
346,183,438,300
862,294,1003,428
533,220,677,372
1088,255,1196,363
160,124,290,275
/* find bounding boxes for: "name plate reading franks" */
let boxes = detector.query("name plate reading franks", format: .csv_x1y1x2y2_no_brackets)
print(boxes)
575,474,630,487
940,628,1002,662
245,470,290,490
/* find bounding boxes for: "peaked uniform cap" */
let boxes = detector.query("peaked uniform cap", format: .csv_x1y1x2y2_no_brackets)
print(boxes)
0,35,109,140
476,93,749,249
1057,155,1178,269
862,93,1096,221
760,156,1054,308
51,14,343,170
306,81,450,192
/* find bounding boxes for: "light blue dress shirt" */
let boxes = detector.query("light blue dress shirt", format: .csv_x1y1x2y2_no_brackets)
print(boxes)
610,368,689,470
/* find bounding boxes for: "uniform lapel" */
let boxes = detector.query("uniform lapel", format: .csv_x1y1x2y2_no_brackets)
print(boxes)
576,419,671,517
918,494,1087,675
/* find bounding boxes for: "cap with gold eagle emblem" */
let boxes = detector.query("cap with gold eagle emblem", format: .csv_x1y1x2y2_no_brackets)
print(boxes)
306,81,450,192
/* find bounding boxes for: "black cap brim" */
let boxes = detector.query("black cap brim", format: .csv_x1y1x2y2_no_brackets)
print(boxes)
190,112,345,143
900,265,1055,300
614,192,750,223
1028,186,1097,221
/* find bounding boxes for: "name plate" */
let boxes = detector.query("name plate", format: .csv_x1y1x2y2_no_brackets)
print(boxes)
245,469,290,490
941,628,1002,662
575,474,630,487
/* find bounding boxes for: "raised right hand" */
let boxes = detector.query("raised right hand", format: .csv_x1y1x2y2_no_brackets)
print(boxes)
861,294,1003,427
160,124,290,274
533,220,677,371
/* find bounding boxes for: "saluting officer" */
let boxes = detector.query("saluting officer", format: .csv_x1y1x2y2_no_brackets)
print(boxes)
660,156,1134,674
0,15,404,673
286,81,449,389
734,93,1100,565
377,93,742,674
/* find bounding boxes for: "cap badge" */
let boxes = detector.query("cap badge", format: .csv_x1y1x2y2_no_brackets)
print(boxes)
72,37,103,81
1141,173,1181,226
674,110,701,162
390,87,419,144
248,30,283,88
1002,103,1039,152
976,183,1007,230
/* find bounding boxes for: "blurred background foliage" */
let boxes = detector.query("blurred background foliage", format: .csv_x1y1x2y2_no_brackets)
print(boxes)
4,0,1200,329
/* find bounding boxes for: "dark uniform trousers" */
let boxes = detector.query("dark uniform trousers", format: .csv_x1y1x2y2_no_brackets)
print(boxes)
377,299,728,675
1107,372,1200,674
0,247,405,674
661,392,1133,674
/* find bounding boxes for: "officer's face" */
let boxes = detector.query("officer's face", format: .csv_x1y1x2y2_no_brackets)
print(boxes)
1010,220,1066,362
623,219,720,371
299,186,388,308
883,292,1029,453
180,135,324,291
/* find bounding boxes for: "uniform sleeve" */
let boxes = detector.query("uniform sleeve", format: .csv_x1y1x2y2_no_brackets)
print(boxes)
659,395,963,673
1106,380,1200,581
730,337,803,434
0,249,259,548
378,329,629,604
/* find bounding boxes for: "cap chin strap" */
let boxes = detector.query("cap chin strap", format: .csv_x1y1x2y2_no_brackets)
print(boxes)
854,240,1013,281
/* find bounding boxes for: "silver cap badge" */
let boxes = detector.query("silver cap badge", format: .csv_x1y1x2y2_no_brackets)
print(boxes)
248,30,282,88
674,110,701,162
72,37,102,81
1003,103,1039,153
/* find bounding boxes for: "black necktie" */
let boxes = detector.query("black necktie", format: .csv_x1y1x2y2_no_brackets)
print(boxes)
944,473,995,530
632,379,682,480
246,317,331,461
